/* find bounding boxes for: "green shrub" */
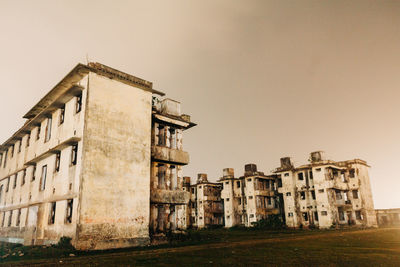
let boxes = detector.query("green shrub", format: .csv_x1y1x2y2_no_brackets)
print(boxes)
55,236,74,250
251,215,286,230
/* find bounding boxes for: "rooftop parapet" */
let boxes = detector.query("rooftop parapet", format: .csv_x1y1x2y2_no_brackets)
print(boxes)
161,98,181,117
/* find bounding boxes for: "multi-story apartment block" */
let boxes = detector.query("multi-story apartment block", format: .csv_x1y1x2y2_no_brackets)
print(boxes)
219,164,283,227
189,174,223,228
0,62,195,250
274,151,377,229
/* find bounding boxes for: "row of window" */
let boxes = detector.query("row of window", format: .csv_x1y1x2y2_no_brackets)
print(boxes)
0,93,82,169
288,210,364,222
285,189,359,201
283,168,357,181
0,144,78,202
1,199,74,228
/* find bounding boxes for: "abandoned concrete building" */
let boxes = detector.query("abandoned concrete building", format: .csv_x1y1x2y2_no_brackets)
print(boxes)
189,174,224,228
0,62,195,250
376,208,400,227
219,165,283,227
274,151,377,229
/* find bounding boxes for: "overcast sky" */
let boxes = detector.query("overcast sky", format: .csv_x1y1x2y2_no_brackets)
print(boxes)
1,0,399,209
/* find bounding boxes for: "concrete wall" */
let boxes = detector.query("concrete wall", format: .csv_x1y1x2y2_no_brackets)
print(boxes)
0,76,87,245
75,73,152,250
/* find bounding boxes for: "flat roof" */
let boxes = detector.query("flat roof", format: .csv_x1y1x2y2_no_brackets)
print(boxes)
24,62,165,119
1,62,165,152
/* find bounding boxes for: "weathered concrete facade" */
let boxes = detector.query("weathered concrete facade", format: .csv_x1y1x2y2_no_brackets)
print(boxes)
275,151,377,229
0,62,195,250
376,209,400,227
219,165,283,227
149,98,195,236
189,174,223,228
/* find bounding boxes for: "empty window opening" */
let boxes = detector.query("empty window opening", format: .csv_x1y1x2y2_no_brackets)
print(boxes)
71,144,78,165
352,190,359,199
45,117,52,142
6,177,10,192
49,202,56,224
321,211,328,216
8,211,12,227
55,151,61,172
349,169,355,178
16,209,21,226
59,105,65,125
298,172,304,180
40,165,47,191
284,173,289,177
3,151,7,168
300,191,306,200
309,171,313,179
355,210,363,220
302,212,308,221
37,125,41,140
13,175,17,189
32,166,36,181
157,125,166,146
341,171,346,182
66,199,73,223
316,168,321,172
339,210,345,221
314,211,319,221
26,133,31,147
237,181,240,188
311,190,316,200
76,93,82,113
21,169,26,186
286,192,291,196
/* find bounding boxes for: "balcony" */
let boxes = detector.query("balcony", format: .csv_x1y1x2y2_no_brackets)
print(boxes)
253,190,275,197
151,145,189,165
150,189,190,205
335,199,352,209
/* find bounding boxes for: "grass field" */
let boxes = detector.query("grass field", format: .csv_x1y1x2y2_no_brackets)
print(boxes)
1,227,400,266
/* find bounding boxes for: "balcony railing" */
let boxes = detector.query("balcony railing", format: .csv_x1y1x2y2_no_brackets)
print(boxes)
151,145,189,165
150,189,190,204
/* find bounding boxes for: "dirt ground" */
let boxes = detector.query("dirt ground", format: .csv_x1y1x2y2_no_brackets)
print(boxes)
2,227,400,266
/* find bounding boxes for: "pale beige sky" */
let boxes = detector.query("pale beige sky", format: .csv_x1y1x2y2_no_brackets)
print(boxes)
0,0,399,208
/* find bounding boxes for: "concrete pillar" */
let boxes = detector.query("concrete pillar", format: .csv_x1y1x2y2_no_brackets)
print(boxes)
165,164,171,190
165,126,171,148
176,129,183,150
177,166,183,189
